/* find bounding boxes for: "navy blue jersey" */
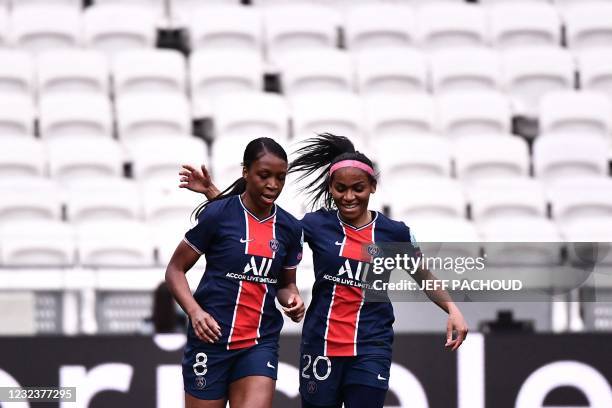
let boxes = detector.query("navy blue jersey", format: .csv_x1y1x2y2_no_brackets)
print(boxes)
184,195,303,350
301,209,419,358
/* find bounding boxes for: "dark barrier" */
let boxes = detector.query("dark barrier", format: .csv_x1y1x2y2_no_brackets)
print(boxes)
0,334,610,408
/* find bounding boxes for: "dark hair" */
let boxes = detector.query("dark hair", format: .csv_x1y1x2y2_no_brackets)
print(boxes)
288,133,377,210
193,137,288,219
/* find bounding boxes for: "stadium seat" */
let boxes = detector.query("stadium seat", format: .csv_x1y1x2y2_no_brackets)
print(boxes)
374,134,452,184
487,2,561,50
263,4,339,64
92,0,163,14
388,178,466,219
37,49,109,96
416,3,488,50
65,179,143,224
46,136,124,185
539,90,612,138
501,47,575,116
561,218,612,242
0,137,45,178
11,0,81,9
468,178,547,223
0,95,35,137
0,220,76,266
211,134,253,188
280,49,353,97
84,4,157,56
577,49,612,104
112,49,187,97
172,0,241,23
0,50,34,98
212,92,289,141
355,48,428,96
291,92,365,148
125,136,208,187
344,4,416,52
563,2,612,51
0,179,62,225
533,134,609,184
429,47,502,94
0,7,7,47
188,5,263,52
453,134,530,185
116,94,191,140
363,94,436,138
436,91,511,137
10,5,82,53
189,50,264,118
402,216,481,244
142,185,202,225
76,220,155,267
39,94,113,140
151,218,195,266
546,177,612,227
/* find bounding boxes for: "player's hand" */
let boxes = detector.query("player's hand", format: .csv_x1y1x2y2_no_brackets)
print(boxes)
189,308,222,343
282,294,305,323
179,164,217,198
445,308,468,351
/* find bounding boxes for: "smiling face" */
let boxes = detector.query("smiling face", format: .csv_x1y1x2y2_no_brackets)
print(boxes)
329,167,377,226
243,151,288,215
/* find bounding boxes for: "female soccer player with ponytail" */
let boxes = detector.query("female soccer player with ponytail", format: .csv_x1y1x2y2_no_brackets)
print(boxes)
181,134,468,408
166,137,305,408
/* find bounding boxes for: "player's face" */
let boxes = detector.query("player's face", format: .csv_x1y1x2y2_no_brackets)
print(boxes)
330,167,376,224
243,153,288,209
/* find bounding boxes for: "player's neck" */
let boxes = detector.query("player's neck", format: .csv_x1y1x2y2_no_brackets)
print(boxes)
240,193,274,220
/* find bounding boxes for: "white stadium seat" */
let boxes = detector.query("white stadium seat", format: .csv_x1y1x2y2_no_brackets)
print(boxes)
430,47,502,94
488,2,561,50
188,5,263,52
539,90,612,138
39,94,113,140
388,178,466,220
561,218,612,243
211,134,253,188
501,47,575,116
172,0,241,22
76,220,155,267
116,94,192,140
453,134,530,185
533,134,609,183
142,186,202,225
436,91,511,137
404,216,480,243
0,50,34,98
65,179,143,224
126,136,208,187
416,3,488,50
563,2,612,51
0,220,76,266
577,49,612,104
46,137,124,185
84,4,157,56
364,94,436,138
264,4,339,64
212,92,289,141
0,95,35,137
0,7,7,47
280,49,353,97
0,137,45,178
344,4,416,52
37,49,110,96
189,50,263,118
291,92,365,147
112,49,187,97
10,5,82,53
11,0,81,9
0,179,62,225
546,177,612,227
355,48,428,96
93,0,163,14
468,178,547,223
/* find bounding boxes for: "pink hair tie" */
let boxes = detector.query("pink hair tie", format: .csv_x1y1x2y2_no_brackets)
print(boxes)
329,160,375,176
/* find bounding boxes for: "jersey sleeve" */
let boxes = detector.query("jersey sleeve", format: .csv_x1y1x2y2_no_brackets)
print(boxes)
283,221,304,269
183,202,222,255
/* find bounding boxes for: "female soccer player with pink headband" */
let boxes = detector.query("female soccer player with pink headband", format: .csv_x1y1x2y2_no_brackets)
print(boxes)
180,133,468,408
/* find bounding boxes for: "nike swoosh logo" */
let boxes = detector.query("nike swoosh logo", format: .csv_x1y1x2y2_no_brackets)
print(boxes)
377,374,387,381
267,361,276,369
240,238,254,243
335,241,343,246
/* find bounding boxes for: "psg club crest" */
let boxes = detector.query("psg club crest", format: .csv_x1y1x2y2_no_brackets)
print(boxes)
307,381,317,394
195,376,206,390
269,239,280,252
367,243,381,257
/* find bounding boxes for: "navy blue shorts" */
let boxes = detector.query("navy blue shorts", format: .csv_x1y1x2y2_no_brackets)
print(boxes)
183,337,279,400
299,352,391,406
